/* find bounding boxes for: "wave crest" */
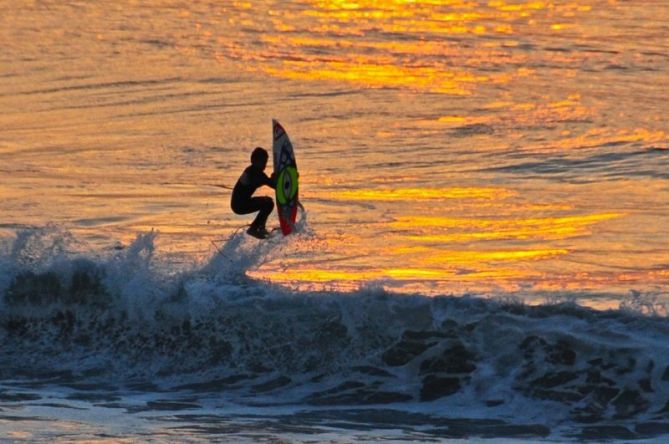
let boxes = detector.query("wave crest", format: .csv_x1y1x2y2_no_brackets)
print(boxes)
1,226,669,427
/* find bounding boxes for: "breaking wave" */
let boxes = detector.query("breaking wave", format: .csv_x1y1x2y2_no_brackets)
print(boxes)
1,225,668,435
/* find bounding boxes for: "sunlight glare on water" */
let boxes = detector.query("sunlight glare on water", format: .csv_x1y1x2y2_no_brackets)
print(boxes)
1,0,668,305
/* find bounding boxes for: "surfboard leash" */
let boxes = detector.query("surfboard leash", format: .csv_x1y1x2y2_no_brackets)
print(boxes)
210,223,251,253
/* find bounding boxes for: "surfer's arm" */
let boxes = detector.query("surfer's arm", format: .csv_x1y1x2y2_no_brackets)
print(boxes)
265,172,277,189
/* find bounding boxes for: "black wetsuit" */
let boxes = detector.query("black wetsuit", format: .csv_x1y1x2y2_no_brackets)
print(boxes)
230,165,276,230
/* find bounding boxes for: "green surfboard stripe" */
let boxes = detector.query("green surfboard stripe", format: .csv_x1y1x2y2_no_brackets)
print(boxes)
277,166,298,205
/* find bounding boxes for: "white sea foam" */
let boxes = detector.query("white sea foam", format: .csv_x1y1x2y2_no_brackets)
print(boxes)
1,227,668,429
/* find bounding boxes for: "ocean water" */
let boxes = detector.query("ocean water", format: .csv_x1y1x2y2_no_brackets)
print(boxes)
1,0,668,442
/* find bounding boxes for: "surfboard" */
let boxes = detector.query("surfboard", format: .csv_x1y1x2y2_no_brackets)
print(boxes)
272,119,299,235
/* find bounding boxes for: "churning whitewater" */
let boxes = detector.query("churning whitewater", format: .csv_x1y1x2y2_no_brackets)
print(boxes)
1,225,668,441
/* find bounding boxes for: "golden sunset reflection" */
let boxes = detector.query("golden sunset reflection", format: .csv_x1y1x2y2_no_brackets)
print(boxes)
209,0,599,94
394,213,623,242
550,128,667,152
424,248,569,264
1,0,667,307
250,182,636,294
412,93,593,134
263,61,490,95
324,187,515,201
252,265,535,285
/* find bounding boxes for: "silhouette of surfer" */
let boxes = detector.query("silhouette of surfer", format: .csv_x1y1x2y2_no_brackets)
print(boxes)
231,147,276,239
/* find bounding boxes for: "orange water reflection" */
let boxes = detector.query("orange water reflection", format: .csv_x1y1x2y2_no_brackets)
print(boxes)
2,0,668,305
393,213,622,242
327,187,515,201
252,184,640,294
212,0,597,94
262,60,489,95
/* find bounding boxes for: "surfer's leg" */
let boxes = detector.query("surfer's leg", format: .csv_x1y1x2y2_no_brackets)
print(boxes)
249,197,274,230
231,199,253,215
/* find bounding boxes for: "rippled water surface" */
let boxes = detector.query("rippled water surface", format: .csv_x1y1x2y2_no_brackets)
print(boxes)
2,0,669,303
1,3,669,439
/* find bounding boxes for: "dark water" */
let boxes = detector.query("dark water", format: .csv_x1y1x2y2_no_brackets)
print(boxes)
1,231,668,442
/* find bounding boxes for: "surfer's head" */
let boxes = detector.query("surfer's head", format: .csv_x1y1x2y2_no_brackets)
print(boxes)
251,147,268,170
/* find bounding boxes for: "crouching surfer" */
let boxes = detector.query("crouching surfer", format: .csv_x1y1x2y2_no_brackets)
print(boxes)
231,147,276,239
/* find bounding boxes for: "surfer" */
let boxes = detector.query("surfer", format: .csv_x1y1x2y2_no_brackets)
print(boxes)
231,147,276,239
